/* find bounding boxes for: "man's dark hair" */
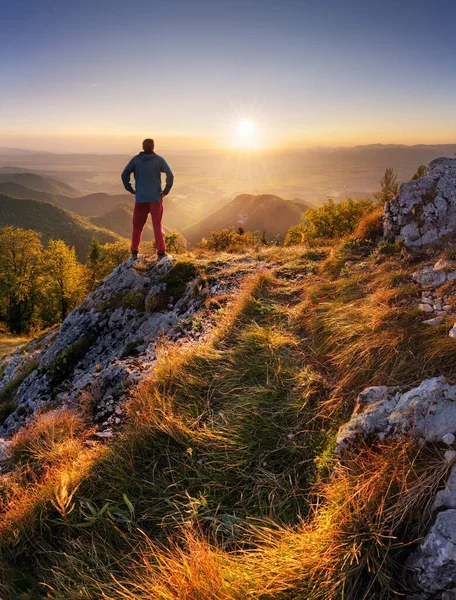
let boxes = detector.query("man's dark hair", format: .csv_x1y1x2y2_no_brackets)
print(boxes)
142,138,154,150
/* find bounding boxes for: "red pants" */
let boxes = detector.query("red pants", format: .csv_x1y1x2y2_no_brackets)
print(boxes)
131,200,166,254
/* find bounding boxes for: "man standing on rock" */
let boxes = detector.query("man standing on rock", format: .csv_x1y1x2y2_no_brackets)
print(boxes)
121,138,174,260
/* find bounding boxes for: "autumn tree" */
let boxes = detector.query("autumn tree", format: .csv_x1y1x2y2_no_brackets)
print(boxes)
41,240,87,322
0,226,43,332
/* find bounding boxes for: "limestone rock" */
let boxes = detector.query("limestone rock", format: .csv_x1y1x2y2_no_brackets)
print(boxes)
445,451,456,463
413,265,448,288
419,303,434,313
432,465,456,511
0,257,212,436
384,158,456,248
336,377,456,453
423,317,444,326
406,510,456,595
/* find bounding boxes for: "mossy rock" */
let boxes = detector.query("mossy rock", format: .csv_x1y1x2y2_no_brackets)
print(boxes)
161,260,200,300
48,334,96,386
121,339,144,358
0,359,39,424
122,292,146,312
0,360,38,405
146,292,170,313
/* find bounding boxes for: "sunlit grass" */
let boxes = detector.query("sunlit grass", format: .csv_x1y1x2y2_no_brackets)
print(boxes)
0,245,454,599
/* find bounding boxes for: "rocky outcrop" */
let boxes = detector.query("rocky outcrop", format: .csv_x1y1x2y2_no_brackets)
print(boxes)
0,255,242,439
410,259,456,332
407,510,456,599
336,376,456,598
336,377,456,454
384,158,456,248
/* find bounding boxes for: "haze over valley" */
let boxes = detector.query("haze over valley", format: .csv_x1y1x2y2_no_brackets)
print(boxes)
2,143,456,251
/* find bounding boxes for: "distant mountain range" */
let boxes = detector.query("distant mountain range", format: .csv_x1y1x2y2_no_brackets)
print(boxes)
0,180,195,232
183,194,309,243
0,173,80,197
3,143,456,206
0,195,122,260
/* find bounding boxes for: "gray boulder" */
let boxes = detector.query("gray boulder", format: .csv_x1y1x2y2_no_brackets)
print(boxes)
384,158,456,248
336,377,456,454
407,510,456,597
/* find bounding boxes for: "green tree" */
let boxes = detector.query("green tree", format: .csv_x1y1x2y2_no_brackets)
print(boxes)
0,226,43,333
373,167,399,204
100,242,130,275
41,240,87,322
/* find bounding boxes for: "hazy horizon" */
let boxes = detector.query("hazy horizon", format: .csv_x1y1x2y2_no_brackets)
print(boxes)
2,141,456,157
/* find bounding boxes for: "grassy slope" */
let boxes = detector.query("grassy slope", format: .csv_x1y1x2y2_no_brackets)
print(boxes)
0,195,123,260
0,244,455,598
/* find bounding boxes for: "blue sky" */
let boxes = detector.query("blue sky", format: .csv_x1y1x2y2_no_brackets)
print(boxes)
1,0,456,151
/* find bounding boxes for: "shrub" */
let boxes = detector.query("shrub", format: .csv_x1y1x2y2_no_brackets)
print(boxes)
285,198,375,245
146,292,170,313
121,292,146,312
411,165,426,180
199,228,261,252
165,232,187,254
373,167,399,203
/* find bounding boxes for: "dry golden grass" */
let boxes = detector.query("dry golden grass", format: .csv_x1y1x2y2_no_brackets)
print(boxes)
0,409,102,552
352,207,384,242
66,438,449,600
299,253,456,419
0,332,30,360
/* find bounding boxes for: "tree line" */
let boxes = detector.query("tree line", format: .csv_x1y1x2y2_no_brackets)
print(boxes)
0,228,130,333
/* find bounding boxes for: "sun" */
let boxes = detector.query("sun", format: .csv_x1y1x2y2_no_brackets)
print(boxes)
236,119,255,137
233,119,258,148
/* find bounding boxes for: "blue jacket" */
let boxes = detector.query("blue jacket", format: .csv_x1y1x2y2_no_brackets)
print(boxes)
121,151,174,202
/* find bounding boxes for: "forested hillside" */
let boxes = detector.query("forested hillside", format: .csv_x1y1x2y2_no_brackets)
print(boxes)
0,195,122,259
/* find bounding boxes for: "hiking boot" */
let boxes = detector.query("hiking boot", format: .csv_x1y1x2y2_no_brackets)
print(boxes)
157,252,167,260
131,250,138,260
